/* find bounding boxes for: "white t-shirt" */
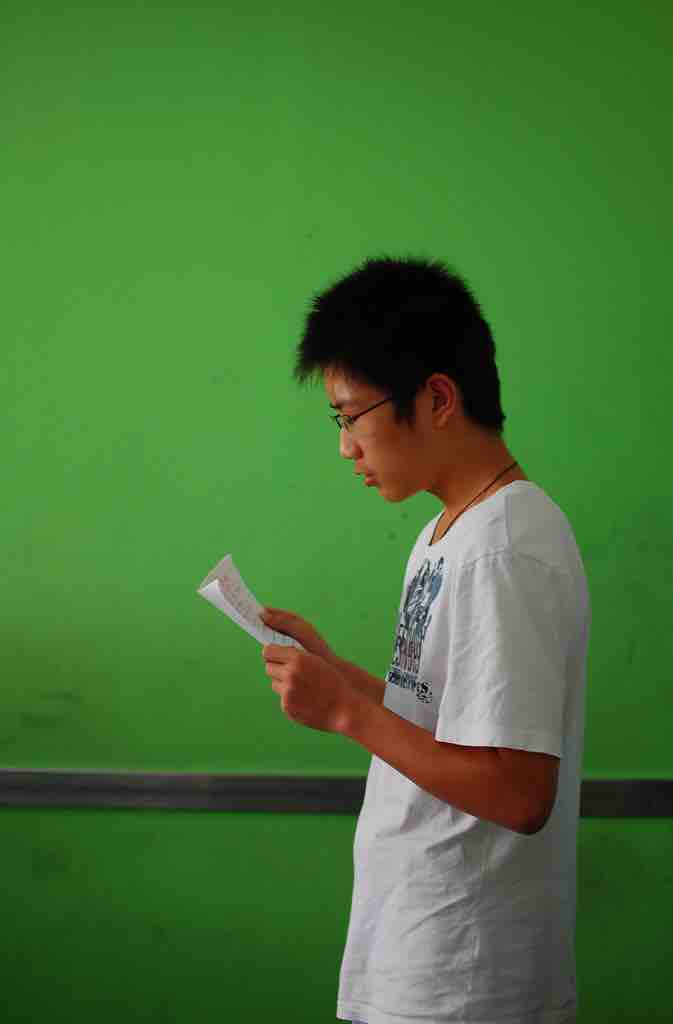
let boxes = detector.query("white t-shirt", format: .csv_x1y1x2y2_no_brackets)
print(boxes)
336,482,591,1024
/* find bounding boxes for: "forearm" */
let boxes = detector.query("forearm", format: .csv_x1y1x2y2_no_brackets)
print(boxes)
329,654,386,705
340,694,538,834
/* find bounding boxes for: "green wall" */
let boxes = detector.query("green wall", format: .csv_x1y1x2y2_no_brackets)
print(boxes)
1,810,672,1021
2,1,672,1020
3,0,672,775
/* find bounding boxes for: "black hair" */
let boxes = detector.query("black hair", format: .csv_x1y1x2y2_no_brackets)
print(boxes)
294,254,506,434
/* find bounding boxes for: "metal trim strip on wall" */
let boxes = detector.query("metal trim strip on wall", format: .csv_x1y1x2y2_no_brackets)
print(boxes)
1,772,672,815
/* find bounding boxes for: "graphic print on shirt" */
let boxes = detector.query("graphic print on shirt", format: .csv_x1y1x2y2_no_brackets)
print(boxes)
386,556,444,702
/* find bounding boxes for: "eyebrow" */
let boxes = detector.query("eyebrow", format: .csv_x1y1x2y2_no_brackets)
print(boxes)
329,401,353,410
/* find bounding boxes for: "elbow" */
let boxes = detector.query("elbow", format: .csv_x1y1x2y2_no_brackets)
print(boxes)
517,812,549,836
516,800,554,836
511,771,559,835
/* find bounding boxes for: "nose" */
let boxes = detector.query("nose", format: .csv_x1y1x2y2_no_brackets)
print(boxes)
339,426,359,460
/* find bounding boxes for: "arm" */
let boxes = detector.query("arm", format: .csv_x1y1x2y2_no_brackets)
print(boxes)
328,654,386,705
340,691,559,835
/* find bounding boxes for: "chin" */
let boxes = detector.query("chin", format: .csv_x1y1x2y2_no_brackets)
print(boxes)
381,482,412,503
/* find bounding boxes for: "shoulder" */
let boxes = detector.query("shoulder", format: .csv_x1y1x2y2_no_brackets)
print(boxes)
457,482,584,580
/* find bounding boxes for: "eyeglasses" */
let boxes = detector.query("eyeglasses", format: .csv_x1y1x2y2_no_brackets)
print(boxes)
330,396,394,431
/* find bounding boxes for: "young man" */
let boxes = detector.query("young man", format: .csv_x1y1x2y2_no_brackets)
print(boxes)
261,256,591,1024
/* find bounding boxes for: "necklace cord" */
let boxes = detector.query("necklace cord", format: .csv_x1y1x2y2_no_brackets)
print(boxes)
435,461,519,542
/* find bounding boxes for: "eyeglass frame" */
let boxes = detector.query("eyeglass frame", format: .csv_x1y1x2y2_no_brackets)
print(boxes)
330,395,395,432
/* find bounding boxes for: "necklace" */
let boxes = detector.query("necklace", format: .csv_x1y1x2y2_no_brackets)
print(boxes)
432,461,519,544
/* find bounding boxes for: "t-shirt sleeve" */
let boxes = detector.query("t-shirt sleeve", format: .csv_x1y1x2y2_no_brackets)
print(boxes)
434,551,571,757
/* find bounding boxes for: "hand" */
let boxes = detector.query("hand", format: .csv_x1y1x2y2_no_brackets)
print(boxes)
262,644,358,734
260,608,336,663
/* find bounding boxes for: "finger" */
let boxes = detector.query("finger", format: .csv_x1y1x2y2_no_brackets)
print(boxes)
261,608,279,619
262,643,280,660
262,643,295,662
261,608,296,623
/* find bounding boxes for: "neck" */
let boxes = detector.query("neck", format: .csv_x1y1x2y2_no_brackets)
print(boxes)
433,435,527,516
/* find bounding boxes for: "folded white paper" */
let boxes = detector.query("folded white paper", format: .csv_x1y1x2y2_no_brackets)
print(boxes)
197,554,305,651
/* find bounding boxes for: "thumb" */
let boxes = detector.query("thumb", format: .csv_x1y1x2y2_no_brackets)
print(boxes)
261,608,287,623
261,608,297,632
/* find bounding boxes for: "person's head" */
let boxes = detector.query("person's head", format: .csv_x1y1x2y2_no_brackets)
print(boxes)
294,254,511,503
